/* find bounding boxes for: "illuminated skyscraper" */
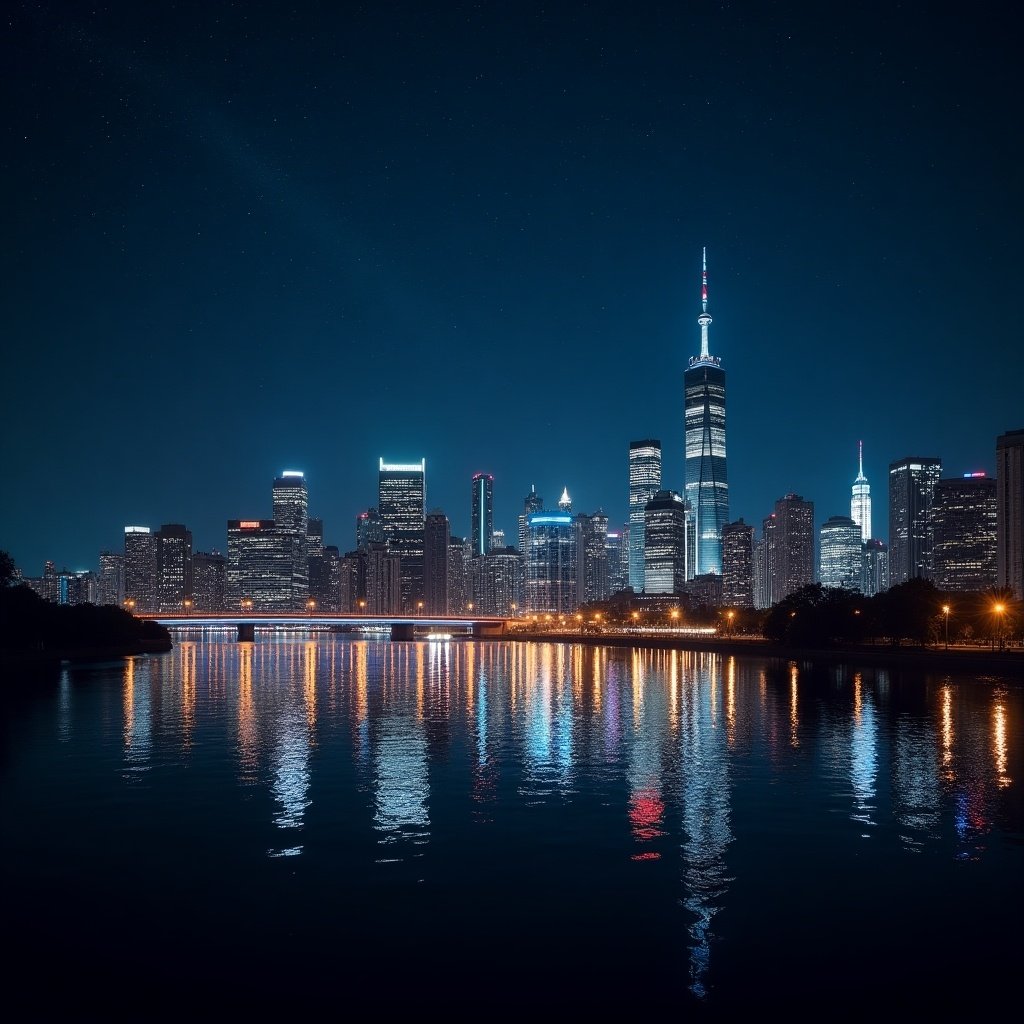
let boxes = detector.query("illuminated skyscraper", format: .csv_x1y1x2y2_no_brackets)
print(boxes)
721,519,754,608
447,536,469,613
192,551,226,611
525,509,577,613
862,539,889,596
606,528,628,595
628,439,662,590
518,486,543,554
643,490,689,595
97,551,125,607
850,441,872,542
576,510,609,604
378,458,426,610
684,248,729,576
467,547,524,615
124,526,158,612
356,507,386,550
759,495,814,605
819,515,863,591
932,474,997,592
227,519,289,610
996,429,1024,599
888,457,942,584
156,523,193,611
424,510,451,614
272,471,309,604
471,473,494,557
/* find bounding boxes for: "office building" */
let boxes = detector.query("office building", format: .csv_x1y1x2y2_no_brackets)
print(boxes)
96,551,125,607
721,519,754,608
468,547,524,616
819,515,863,591
629,439,662,590
192,551,226,611
272,471,309,605
606,528,628,595
424,510,451,614
684,248,729,576
996,429,1024,599
356,508,386,550
471,473,494,557
518,486,543,554
525,509,577,614
850,441,872,542
932,474,998,592
447,536,469,614
124,526,158,612
364,544,402,614
227,519,290,610
156,523,193,612
576,510,609,605
378,458,426,610
643,490,689,595
888,457,942,585
862,539,890,596
759,494,814,606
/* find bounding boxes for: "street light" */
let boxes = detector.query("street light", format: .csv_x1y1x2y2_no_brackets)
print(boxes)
994,602,1006,649
942,604,950,649
417,601,424,616
307,598,316,615
727,609,735,636
124,598,135,614
183,598,193,616
358,599,366,615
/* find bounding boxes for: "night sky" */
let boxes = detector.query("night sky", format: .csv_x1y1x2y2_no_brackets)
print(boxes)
4,2,1021,573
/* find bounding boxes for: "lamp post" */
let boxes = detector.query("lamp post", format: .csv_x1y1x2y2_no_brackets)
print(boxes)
727,609,735,636
994,602,1006,650
183,598,193,617
942,604,950,649
417,601,424,617
307,598,316,616
124,598,135,615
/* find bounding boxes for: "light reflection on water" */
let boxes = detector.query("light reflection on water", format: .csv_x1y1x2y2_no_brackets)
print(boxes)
5,636,1022,1010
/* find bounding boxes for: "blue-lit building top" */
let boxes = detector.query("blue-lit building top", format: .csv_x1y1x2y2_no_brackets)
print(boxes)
525,509,577,614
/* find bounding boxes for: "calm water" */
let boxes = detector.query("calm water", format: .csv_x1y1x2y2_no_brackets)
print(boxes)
2,635,1021,1014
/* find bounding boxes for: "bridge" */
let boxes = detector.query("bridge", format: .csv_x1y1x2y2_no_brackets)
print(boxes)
138,611,509,642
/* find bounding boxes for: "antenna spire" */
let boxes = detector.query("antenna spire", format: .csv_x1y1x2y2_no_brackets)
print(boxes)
697,246,712,359
855,440,867,482
701,245,708,313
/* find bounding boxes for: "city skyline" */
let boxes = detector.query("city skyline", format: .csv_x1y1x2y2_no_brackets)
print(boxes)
3,4,1021,573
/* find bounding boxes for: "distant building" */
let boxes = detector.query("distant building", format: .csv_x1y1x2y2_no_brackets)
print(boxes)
643,490,689,595
525,509,577,614
518,486,544,556
471,473,494,557
192,551,226,611
683,572,723,609
576,510,609,604
819,515,863,591
157,523,193,611
97,551,125,607
447,536,469,614
124,526,158,612
272,471,309,606
365,543,402,614
760,494,814,605
424,511,451,614
862,538,890,596
628,439,662,591
356,507,386,550
605,527,628,595
888,457,942,585
468,547,524,615
378,458,426,610
227,519,287,610
996,429,1024,599
850,441,872,542
721,519,754,608
932,474,997,592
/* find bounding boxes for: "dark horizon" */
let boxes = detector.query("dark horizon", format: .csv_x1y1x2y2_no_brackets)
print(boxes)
4,2,1021,572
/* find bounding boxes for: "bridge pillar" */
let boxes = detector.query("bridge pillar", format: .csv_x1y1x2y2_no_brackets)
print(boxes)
390,623,416,641
472,621,506,638
237,623,255,642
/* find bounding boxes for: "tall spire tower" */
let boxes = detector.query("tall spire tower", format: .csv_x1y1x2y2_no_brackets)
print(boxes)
851,441,872,542
684,247,729,577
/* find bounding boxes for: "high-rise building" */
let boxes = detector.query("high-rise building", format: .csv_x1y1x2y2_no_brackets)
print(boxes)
447,536,469,614
862,539,890,596
760,495,814,605
339,552,360,612
932,474,998,592
272,471,309,606
356,508,386,550
364,543,402,614
307,518,324,560
471,473,494,557
378,458,426,610
684,248,729,576
518,486,543,554
156,524,192,612
424,510,451,614
996,429,1024,599
606,528,628,595
850,441,872,542
643,490,689,595
628,439,662,590
819,515,863,591
888,457,942,585
97,551,125,607
492,528,506,548
721,519,754,608
468,547,524,616
124,526,158,612
227,519,294,610
525,509,577,613
311,546,342,612
575,510,609,605
192,551,226,611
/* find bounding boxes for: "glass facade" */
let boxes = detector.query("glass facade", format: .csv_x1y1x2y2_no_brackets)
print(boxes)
518,486,543,555
424,511,451,614
721,519,754,608
156,523,193,611
525,511,577,613
471,473,494,557
378,459,426,611
124,526,158,612
932,476,997,592
850,442,872,543
759,495,814,606
605,529,628,596
628,439,662,591
96,551,125,607
447,537,469,614
888,457,942,585
996,429,1024,599
862,538,889,596
684,361,728,576
272,472,309,605
575,510,609,604
467,547,524,615
192,551,226,611
819,515,863,591
356,508,386,550
643,490,688,595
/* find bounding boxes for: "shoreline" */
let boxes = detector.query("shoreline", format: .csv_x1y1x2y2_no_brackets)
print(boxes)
505,631,1024,679
1,639,173,675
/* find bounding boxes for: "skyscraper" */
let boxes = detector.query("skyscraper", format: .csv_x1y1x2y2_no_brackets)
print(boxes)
761,494,814,605
272,471,309,605
525,509,577,613
518,486,543,554
356,507,386,550
96,551,125,607
575,510,609,605
888,457,942,585
643,490,689,595
192,551,226,611
447,536,469,613
378,458,426,610
424,510,451,614
605,528,628,595
227,519,289,610
721,519,754,608
996,429,1024,599
471,473,494,557
932,474,998,592
850,441,872,542
467,547,524,616
819,515,863,591
684,248,729,576
156,523,193,611
124,526,158,612
628,439,662,590
862,539,890,596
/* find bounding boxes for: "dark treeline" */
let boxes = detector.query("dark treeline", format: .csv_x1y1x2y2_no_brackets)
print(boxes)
0,550,170,658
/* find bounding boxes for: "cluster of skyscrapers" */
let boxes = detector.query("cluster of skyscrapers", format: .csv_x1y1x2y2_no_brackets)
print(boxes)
16,254,1024,615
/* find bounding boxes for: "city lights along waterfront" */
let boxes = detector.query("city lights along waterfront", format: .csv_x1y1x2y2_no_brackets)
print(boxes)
2,635,1020,1013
